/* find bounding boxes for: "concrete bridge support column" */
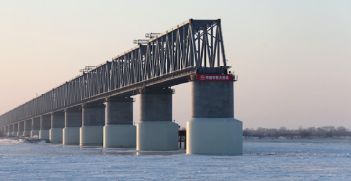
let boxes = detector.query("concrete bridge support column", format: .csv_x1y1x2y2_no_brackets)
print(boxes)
39,115,51,139
137,88,178,151
11,124,15,136
10,124,15,136
50,112,65,143
8,125,13,136
104,97,136,148
24,120,31,137
13,123,18,137
80,103,105,146
6,125,10,137
187,80,242,155
31,117,40,138
5,125,9,136
18,121,24,137
63,107,82,145
3,127,6,136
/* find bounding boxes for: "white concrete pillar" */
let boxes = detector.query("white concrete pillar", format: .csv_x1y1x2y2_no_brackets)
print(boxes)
18,121,24,137
39,114,51,139
104,97,136,148
31,117,40,138
9,124,14,137
5,125,10,137
80,103,105,146
8,124,13,136
187,78,242,155
50,112,64,144
137,88,178,151
63,107,82,145
13,123,18,137
23,120,31,137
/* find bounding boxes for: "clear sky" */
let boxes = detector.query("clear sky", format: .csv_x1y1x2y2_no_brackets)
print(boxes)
0,0,350,129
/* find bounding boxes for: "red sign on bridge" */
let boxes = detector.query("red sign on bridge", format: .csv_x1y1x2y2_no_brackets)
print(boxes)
196,74,233,81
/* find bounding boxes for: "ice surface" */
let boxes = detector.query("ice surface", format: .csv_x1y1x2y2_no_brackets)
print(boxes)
0,137,350,180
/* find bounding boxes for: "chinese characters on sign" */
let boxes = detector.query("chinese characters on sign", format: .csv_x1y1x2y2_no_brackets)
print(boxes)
196,74,233,81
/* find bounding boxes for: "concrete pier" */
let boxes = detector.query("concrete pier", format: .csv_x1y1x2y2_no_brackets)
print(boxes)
13,123,18,137
187,80,242,155
18,121,24,137
5,125,9,136
8,125,13,136
50,112,65,143
63,107,82,145
39,115,51,139
7,125,11,136
7,125,10,136
5,125,8,136
31,117,40,138
104,97,136,148
11,124,15,136
80,103,105,146
137,88,178,151
23,120,31,137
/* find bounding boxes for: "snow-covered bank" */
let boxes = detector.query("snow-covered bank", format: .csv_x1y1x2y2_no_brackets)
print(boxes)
244,136,351,143
0,137,351,180
0,138,25,144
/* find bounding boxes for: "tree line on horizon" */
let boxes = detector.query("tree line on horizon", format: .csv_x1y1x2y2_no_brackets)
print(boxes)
243,126,351,138
2,126,351,138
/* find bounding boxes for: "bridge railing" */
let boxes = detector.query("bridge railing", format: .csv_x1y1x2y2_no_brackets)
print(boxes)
0,19,228,126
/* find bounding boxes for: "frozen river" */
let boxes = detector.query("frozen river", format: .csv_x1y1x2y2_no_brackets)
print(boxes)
1,137,350,180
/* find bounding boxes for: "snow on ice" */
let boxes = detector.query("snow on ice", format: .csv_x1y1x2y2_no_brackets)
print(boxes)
0,137,351,180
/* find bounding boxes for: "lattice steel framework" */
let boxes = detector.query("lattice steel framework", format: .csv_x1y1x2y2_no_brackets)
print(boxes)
0,19,228,126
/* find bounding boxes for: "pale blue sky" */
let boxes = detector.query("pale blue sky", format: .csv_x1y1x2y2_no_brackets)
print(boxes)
0,0,350,129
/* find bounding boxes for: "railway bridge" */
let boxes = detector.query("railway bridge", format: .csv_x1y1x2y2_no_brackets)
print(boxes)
0,19,242,155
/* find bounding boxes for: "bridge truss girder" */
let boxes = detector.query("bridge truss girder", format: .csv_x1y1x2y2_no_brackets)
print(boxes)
0,19,229,126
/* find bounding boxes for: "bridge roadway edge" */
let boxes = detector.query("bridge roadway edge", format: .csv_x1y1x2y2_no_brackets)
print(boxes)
10,67,197,124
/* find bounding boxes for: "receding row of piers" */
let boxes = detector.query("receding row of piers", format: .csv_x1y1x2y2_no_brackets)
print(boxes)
1,81,242,155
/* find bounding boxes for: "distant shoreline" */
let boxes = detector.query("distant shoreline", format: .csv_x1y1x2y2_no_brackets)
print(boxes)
243,136,351,143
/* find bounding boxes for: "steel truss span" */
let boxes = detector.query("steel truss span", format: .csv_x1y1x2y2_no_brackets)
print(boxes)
0,19,229,126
